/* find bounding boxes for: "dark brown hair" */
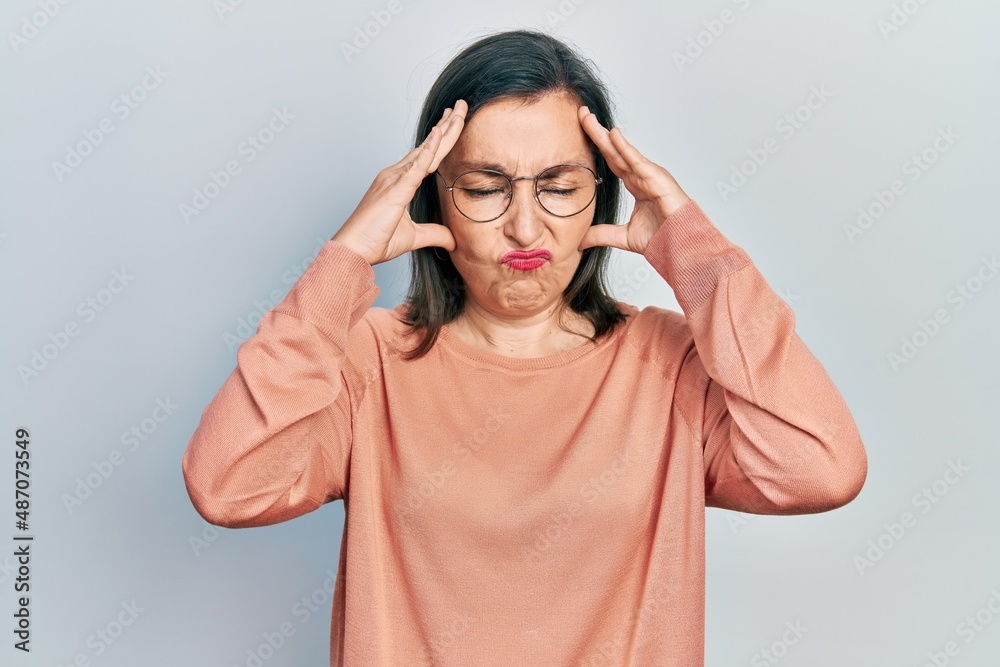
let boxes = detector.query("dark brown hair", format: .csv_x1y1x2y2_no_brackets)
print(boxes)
398,28,627,360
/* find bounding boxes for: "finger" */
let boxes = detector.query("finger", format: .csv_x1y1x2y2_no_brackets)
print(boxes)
391,104,456,169
435,104,458,137
608,128,683,202
407,124,445,177
578,222,628,253
412,222,457,253
578,106,630,177
429,99,467,173
578,105,621,163
378,129,442,210
607,127,655,175
391,128,439,174
394,99,465,176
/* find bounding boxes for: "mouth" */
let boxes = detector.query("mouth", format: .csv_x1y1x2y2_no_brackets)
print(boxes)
501,249,552,272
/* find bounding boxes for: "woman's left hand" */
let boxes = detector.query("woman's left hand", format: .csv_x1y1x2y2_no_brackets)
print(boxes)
577,105,692,255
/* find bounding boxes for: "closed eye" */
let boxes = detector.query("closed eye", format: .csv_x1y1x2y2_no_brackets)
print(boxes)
463,188,506,198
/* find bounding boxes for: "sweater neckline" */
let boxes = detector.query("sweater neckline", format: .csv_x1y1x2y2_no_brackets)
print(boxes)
435,304,635,371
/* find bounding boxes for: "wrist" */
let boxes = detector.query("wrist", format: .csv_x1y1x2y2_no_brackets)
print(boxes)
655,193,693,220
330,231,377,266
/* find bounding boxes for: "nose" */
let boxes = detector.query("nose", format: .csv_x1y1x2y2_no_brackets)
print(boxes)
502,179,545,247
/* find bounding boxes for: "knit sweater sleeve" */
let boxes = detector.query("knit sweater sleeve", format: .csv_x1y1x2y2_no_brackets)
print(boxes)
642,200,867,514
180,240,380,528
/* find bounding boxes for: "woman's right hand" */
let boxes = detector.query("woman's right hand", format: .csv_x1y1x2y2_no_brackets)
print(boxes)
331,99,468,266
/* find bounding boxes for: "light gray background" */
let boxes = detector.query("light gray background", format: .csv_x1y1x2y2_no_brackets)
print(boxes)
2,1,998,665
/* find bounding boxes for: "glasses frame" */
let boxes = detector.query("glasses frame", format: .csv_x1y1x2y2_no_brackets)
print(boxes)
434,163,603,223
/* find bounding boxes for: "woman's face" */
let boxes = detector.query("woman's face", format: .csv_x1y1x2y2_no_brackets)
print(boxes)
435,92,598,319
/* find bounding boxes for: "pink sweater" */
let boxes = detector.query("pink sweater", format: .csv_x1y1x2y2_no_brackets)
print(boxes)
181,199,867,666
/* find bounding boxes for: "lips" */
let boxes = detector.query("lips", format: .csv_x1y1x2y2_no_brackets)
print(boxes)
501,249,551,272
501,249,552,263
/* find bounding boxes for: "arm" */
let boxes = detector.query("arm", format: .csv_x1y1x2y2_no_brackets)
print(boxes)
180,241,380,528
643,200,867,514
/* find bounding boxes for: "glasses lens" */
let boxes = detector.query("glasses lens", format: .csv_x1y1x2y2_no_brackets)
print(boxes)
536,165,597,217
453,171,511,222
450,166,598,221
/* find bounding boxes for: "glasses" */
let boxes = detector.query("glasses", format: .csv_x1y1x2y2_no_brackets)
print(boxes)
435,163,602,223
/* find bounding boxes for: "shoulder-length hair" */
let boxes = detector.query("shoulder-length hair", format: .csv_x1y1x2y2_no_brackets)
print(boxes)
398,28,627,360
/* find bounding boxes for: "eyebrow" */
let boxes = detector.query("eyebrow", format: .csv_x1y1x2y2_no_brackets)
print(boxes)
451,158,592,175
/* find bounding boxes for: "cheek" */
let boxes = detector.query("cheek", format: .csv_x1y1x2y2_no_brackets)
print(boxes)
450,232,492,273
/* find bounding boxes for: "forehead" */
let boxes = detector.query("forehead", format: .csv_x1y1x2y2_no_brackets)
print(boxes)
445,93,594,173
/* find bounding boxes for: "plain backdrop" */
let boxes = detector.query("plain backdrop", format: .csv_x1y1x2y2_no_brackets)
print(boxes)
2,1,998,665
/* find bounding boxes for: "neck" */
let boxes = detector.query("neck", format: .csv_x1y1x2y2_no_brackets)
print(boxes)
448,299,594,358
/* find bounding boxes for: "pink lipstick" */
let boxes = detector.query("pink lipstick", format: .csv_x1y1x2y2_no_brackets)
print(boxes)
501,249,552,271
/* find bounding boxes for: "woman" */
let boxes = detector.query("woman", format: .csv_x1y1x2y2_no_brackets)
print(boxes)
181,29,867,666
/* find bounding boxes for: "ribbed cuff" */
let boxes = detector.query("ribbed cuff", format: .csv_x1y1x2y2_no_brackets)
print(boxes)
642,200,752,312
274,240,380,340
